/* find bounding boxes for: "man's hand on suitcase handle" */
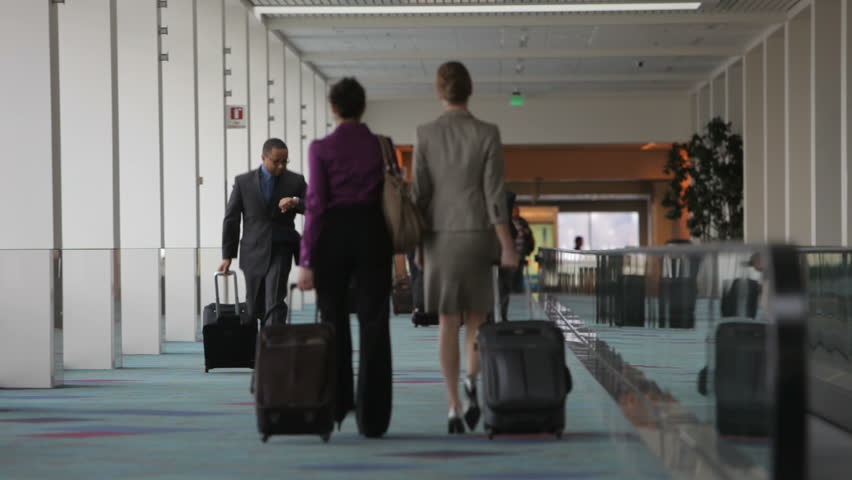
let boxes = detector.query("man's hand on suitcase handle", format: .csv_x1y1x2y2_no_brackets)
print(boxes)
218,259,232,275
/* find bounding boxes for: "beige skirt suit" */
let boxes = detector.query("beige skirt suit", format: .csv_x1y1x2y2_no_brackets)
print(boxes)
412,110,509,314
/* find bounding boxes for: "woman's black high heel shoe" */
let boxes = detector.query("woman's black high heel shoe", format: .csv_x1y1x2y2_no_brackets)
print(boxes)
463,377,481,431
448,409,465,434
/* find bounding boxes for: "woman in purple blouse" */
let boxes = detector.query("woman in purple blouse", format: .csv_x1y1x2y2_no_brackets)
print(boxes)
297,78,394,438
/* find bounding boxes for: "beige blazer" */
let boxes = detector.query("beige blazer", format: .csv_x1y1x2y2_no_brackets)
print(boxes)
412,109,509,232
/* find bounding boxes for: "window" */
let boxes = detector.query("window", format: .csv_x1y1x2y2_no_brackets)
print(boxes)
558,212,640,250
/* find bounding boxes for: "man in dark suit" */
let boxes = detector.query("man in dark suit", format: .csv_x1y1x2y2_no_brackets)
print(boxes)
218,138,307,325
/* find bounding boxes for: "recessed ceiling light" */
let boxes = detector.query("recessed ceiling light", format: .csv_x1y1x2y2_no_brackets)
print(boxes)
255,3,702,16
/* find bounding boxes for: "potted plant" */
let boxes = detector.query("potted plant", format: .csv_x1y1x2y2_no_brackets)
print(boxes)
662,117,744,241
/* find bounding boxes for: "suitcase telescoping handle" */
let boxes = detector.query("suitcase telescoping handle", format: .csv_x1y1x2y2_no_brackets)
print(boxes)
214,271,241,314
262,284,320,326
492,263,535,323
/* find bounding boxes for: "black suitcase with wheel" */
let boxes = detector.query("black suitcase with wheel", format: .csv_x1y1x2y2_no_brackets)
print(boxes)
478,266,571,439
202,272,256,372
253,290,337,443
711,321,769,436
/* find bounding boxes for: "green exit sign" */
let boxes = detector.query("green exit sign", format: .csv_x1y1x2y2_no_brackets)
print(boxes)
510,92,524,106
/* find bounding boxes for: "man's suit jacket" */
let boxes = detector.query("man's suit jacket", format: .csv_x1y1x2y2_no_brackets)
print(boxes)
222,168,307,276
412,109,509,232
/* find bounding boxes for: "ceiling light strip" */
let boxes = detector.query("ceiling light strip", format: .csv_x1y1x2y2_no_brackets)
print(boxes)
254,3,702,16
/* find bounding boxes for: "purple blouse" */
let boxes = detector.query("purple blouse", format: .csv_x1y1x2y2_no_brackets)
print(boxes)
300,122,385,267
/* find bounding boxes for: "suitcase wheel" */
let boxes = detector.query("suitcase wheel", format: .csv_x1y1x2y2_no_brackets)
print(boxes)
204,367,209,373
485,427,495,440
320,432,331,443
261,434,270,443
555,431,563,440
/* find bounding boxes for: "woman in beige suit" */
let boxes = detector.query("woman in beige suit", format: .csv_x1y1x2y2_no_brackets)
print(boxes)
413,61,519,434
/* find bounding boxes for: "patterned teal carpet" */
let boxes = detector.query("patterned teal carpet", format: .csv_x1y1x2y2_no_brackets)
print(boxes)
1,299,670,480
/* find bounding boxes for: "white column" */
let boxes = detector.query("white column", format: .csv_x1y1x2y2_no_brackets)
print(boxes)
744,46,766,242
711,74,726,121
285,48,303,175
698,84,711,128
727,61,745,134
249,12,269,162
765,30,787,242
117,0,164,355
285,49,304,308
225,0,250,182
222,0,250,301
268,33,286,140
58,0,122,369
300,64,317,305
812,0,845,245
162,0,199,341
315,75,327,139
0,2,62,387
787,7,813,244
197,0,227,316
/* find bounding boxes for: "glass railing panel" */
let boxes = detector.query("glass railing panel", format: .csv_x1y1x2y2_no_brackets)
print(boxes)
538,244,807,480
800,248,852,433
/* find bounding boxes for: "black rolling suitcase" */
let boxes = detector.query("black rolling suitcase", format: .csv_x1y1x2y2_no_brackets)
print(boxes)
411,256,438,327
253,289,337,443
202,272,257,372
713,321,768,436
478,265,571,439
697,321,768,436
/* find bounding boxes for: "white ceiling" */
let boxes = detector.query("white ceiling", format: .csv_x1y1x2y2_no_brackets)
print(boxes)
253,0,801,99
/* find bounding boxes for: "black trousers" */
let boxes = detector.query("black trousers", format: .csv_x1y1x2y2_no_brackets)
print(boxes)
244,243,294,325
313,206,393,436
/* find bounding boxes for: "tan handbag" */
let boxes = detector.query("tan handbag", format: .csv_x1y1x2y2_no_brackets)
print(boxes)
378,135,424,253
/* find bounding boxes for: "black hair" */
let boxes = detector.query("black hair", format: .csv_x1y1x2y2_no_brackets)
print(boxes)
329,77,366,119
262,138,288,157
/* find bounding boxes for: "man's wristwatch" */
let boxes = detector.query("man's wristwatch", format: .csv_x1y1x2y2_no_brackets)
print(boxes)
292,196,300,203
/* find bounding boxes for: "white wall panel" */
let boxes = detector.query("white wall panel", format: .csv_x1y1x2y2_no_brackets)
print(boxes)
301,65,317,185
225,0,250,184
813,0,844,245
64,250,121,369
58,0,119,249
364,93,693,145
0,3,61,250
285,48,303,175
315,76,327,140
698,84,711,127
284,49,303,308
161,0,199,341
765,30,787,242
788,8,813,244
744,47,766,242
198,0,227,249
249,13,269,164
117,0,163,354
0,251,60,387
268,33,286,140
161,0,198,248
117,0,162,250
165,249,198,341
727,62,744,135
0,3,62,387
121,249,162,354
712,74,726,121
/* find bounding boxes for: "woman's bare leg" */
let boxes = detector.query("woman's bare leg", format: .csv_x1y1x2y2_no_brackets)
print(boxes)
439,313,462,411
464,312,487,378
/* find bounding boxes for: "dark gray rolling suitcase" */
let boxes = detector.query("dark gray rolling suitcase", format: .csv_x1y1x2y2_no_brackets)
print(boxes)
202,272,256,372
253,287,337,443
478,266,571,439
711,321,768,436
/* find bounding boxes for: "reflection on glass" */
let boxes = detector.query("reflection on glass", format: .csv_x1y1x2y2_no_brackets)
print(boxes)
537,245,806,479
